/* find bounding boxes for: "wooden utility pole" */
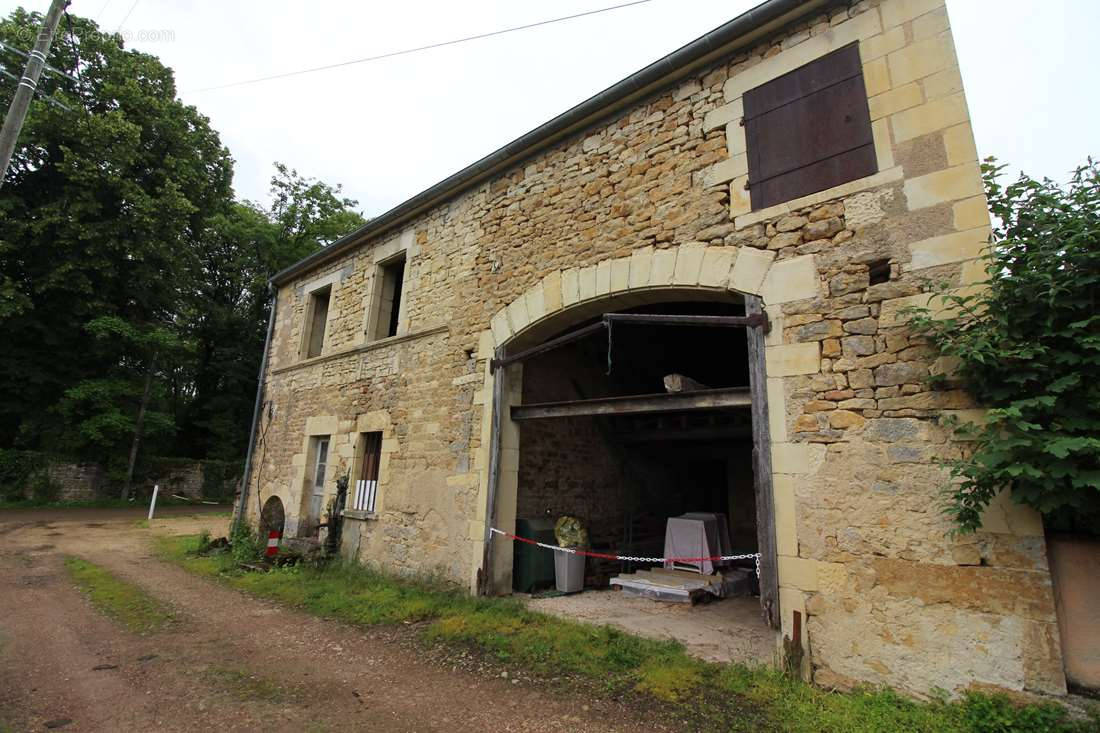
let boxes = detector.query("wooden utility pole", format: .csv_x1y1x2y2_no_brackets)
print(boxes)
0,0,68,187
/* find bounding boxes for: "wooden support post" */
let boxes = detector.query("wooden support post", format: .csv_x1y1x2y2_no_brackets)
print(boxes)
745,295,780,629
477,348,505,596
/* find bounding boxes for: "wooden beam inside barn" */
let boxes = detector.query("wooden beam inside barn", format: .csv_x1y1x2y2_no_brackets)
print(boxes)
510,387,751,421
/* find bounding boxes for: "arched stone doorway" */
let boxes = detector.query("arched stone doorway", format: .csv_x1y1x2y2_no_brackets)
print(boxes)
260,495,286,540
474,265,781,631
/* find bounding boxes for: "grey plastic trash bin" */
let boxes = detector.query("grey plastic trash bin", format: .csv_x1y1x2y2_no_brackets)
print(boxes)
554,550,585,593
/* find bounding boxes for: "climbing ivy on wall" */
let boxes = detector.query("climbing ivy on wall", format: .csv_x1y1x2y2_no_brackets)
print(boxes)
908,159,1100,534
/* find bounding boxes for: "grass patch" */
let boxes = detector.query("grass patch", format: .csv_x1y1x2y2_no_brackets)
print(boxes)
204,667,289,703
0,497,229,510
64,556,173,633
157,534,1097,732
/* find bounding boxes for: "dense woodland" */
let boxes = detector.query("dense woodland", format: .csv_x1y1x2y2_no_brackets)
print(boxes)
0,8,366,481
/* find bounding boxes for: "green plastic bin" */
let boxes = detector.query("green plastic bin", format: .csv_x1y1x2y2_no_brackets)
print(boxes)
512,517,556,593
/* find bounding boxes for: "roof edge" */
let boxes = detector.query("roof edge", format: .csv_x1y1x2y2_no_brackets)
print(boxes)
271,0,822,286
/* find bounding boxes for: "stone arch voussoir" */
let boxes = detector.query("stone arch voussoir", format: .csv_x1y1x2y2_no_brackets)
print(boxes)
488,243,809,348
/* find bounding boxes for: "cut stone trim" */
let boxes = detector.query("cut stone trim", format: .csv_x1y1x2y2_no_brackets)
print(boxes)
735,167,904,229
723,9,883,100
485,243,799,348
270,325,449,375
907,226,991,270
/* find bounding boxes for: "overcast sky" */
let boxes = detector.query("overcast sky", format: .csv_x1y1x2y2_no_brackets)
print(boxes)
6,0,1098,216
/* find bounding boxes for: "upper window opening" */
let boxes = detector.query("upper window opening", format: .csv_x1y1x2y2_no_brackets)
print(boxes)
373,255,406,340
304,286,331,359
743,43,877,211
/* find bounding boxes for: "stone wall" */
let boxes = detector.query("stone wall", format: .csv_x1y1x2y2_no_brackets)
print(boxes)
12,458,236,502
249,0,1066,697
46,462,106,502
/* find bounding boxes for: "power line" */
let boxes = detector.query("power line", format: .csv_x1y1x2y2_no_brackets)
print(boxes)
189,0,652,94
115,0,140,34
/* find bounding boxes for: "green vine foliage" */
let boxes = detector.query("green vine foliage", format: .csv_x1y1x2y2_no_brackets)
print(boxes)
907,159,1100,534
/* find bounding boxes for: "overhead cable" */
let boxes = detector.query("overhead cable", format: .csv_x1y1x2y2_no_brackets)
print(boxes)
190,0,652,94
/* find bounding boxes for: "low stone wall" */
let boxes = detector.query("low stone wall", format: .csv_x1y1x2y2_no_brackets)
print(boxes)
46,462,107,502
1,453,239,503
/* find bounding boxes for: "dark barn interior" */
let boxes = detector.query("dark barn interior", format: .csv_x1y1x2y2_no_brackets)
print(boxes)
512,300,760,590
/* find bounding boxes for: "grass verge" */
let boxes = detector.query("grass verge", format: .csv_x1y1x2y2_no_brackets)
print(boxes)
64,556,174,633
157,534,1097,733
0,497,229,510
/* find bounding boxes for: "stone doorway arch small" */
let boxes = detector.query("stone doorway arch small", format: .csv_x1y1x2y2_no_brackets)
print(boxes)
260,495,286,539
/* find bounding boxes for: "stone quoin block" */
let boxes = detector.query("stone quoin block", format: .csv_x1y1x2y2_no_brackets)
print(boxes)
881,0,947,31
702,98,743,132
887,33,955,88
703,153,748,188
903,161,984,210
761,255,819,304
772,442,827,475
729,176,752,217
869,82,923,121
943,121,979,166
772,474,798,557
862,57,892,97
766,343,821,377
908,226,991,269
890,92,969,143
953,195,990,231
860,25,906,62
767,377,788,443
778,555,820,592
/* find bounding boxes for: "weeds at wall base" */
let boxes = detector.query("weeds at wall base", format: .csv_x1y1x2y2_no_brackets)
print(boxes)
157,534,1098,733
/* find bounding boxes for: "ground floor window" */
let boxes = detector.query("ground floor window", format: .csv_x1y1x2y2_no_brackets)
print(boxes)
353,431,382,512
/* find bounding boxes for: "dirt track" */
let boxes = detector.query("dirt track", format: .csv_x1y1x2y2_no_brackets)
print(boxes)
0,507,672,732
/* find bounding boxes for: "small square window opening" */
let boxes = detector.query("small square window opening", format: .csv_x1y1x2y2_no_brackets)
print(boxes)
868,259,891,285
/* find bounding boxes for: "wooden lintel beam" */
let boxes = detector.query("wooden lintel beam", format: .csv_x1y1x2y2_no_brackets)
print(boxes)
510,388,751,421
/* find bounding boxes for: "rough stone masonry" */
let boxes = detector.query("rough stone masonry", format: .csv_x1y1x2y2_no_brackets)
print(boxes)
243,0,1067,698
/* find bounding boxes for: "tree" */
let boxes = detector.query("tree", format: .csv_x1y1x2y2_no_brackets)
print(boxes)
908,159,1100,534
56,316,190,498
176,166,366,460
0,8,366,478
0,8,232,455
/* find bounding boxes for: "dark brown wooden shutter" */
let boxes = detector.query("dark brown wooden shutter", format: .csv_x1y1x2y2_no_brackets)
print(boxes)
743,43,877,211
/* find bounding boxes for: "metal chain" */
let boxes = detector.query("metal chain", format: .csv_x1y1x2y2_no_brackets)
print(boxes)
489,527,761,576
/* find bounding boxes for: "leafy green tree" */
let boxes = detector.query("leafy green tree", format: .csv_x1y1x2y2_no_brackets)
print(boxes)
908,160,1100,534
0,8,366,476
57,316,190,498
176,167,365,460
0,8,232,453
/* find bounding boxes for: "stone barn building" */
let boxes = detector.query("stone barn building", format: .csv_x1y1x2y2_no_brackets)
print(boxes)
239,0,1070,697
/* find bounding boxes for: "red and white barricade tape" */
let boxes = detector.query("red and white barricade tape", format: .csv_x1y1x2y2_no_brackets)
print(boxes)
489,527,760,577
